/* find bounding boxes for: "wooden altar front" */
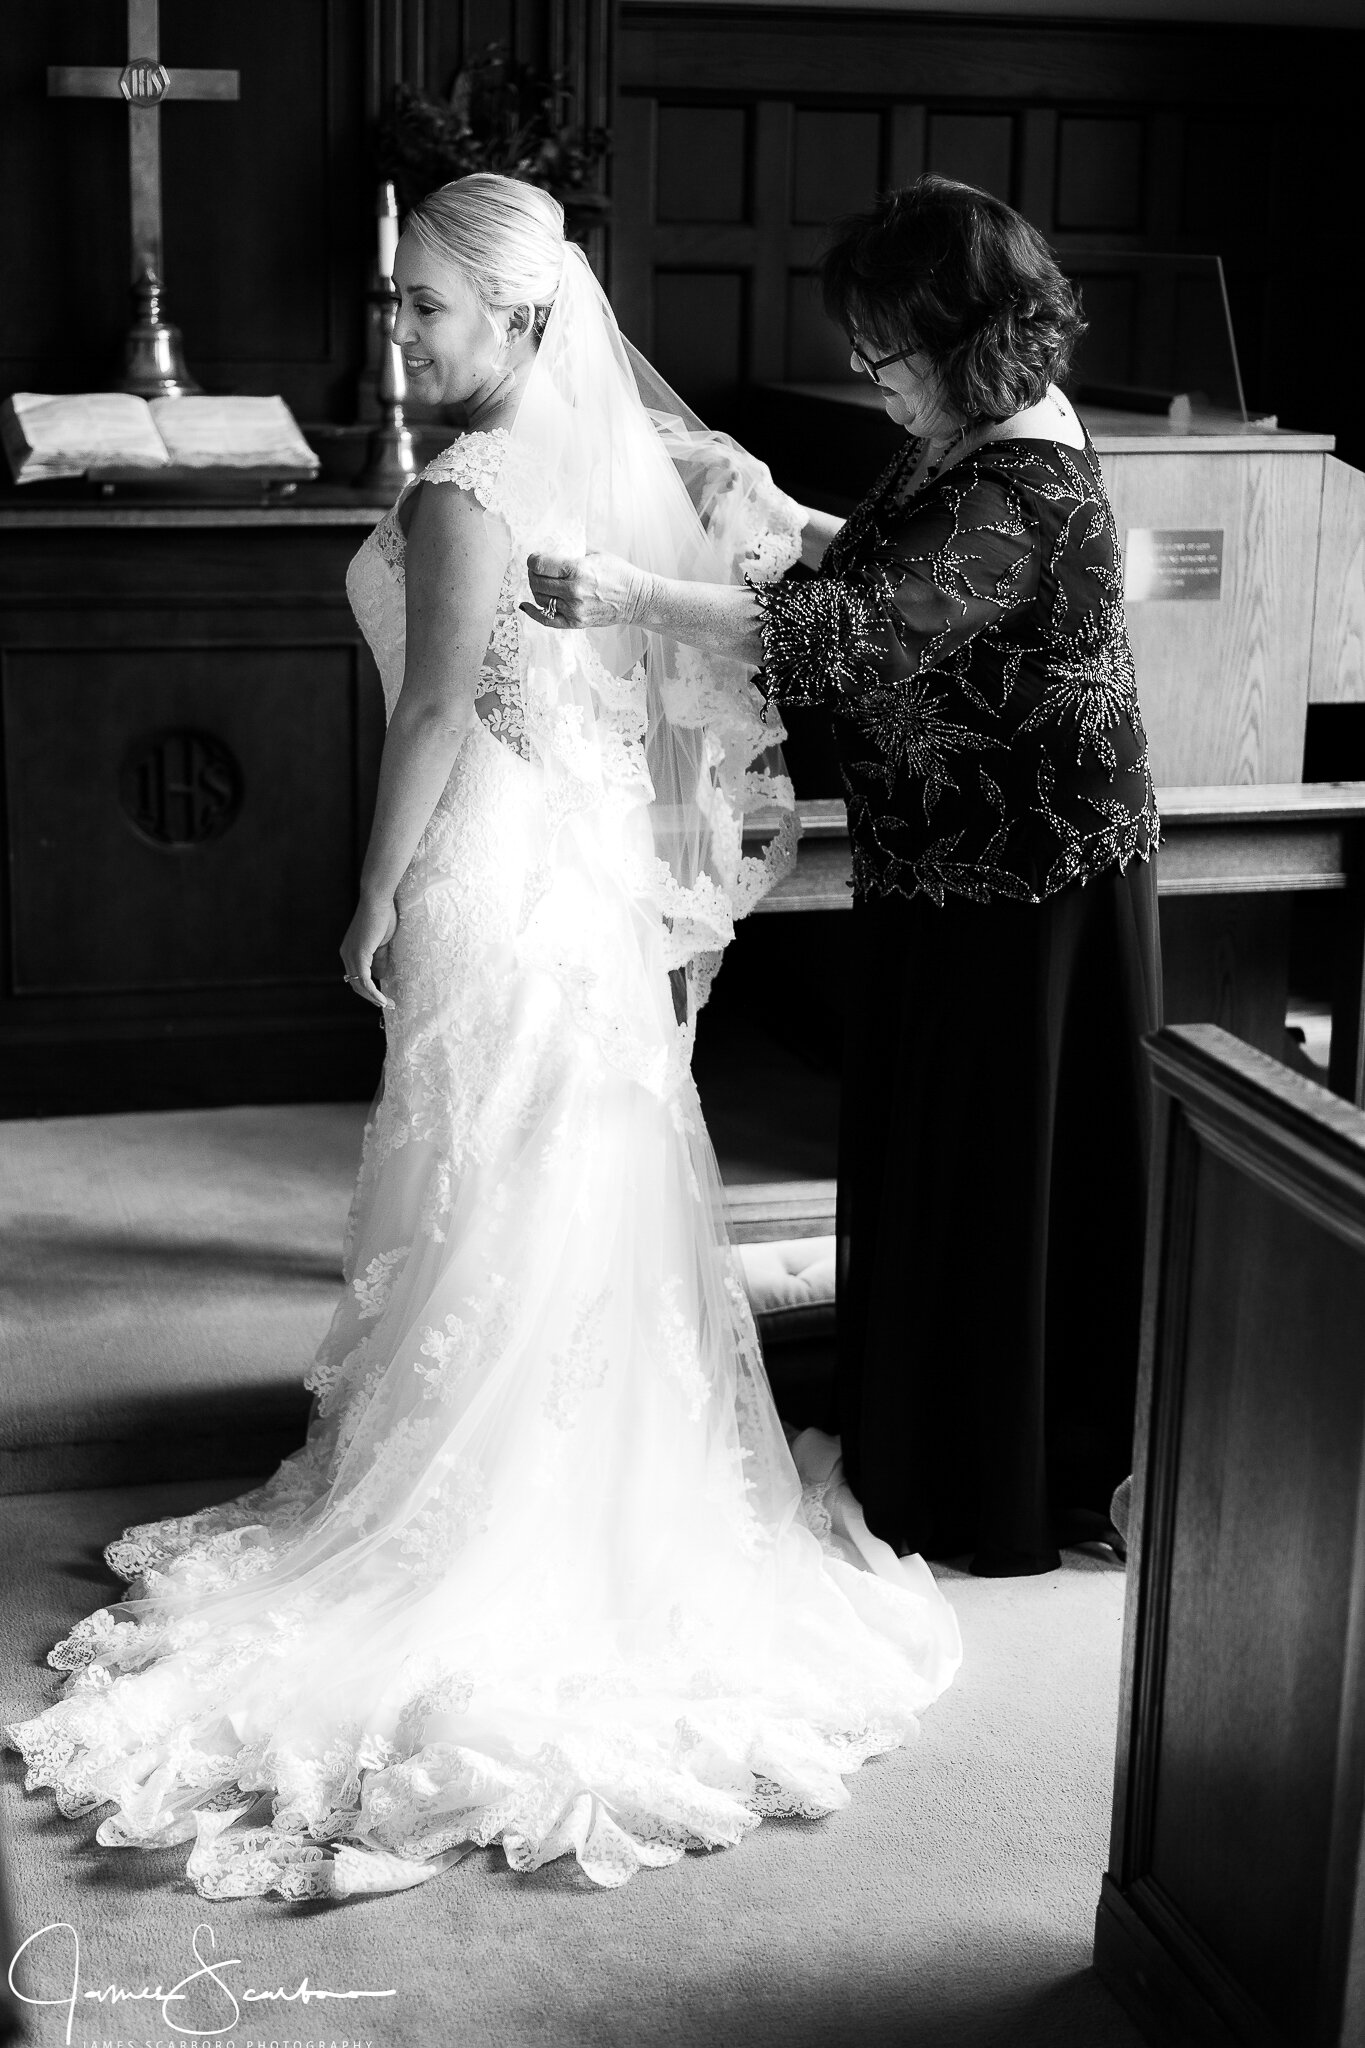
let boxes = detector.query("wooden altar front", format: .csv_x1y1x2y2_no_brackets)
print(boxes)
0,495,387,1115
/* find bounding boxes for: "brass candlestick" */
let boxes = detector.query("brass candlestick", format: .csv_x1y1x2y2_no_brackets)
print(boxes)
358,278,417,500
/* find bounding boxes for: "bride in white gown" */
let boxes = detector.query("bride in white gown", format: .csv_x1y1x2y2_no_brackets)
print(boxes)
4,176,960,1900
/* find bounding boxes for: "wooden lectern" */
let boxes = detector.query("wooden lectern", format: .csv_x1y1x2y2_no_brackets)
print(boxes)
1091,413,1365,784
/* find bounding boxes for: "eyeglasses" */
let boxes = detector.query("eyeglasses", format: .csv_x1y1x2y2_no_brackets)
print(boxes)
849,338,922,385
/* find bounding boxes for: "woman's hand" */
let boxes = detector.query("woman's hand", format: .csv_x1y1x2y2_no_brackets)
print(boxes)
521,551,657,631
340,892,398,1011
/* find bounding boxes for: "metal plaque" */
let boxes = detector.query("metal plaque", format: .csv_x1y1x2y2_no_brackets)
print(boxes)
1123,528,1224,602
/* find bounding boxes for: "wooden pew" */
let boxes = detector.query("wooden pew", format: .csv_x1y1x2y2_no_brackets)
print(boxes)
1093,1023,1365,2048
745,784,1365,1108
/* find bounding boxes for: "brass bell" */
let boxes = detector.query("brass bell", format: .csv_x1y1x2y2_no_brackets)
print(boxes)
121,265,202,399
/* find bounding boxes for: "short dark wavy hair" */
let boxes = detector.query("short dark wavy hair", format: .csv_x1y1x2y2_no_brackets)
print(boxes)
819,175,1087,424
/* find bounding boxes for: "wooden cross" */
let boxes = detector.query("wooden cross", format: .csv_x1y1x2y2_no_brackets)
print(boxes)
48,0,239,289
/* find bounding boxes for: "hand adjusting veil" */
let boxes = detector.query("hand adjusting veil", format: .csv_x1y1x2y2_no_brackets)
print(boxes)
492,243,801,1084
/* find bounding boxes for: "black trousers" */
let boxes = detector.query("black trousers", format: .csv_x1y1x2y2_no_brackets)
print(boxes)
831,857,1163,1576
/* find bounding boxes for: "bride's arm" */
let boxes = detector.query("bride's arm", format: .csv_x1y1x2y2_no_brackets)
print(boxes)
340,482,509,1008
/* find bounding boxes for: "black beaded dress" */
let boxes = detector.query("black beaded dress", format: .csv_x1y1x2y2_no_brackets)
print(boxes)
752,428,1162,1575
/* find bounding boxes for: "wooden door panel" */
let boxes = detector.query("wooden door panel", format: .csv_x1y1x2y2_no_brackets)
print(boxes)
1055,116,1146,234
657,105,750,223
652,272,747,405
925,111,1015,203
791,109,884,223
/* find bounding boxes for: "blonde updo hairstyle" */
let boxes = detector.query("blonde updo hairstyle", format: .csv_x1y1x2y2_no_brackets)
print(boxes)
405,173,565,346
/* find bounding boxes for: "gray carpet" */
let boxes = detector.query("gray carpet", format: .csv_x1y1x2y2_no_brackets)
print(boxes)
0,1104,366,1491
2,1481,1144,2048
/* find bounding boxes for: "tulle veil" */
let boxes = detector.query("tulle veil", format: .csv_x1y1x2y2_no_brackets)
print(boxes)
497,240,801,1053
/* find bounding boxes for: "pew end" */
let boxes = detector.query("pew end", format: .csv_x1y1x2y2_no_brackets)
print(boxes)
1094,1023,1365,2048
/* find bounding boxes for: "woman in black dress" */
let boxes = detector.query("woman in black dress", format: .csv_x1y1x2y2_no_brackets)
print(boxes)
526,174,1161,1578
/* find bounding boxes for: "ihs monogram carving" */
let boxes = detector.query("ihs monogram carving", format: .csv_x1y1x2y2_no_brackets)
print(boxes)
119,730,243,848
119,62,170,107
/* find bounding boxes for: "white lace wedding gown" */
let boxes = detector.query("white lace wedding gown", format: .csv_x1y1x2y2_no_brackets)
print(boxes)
5,432,961,1899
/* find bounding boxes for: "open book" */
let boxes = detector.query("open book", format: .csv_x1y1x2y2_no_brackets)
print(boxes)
1,392,319,484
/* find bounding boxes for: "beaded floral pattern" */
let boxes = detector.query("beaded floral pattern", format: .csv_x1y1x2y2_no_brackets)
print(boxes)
752,434,1159,907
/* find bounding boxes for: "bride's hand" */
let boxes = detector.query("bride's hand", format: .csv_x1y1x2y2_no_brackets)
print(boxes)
340,893,397,1011
521,551,656,630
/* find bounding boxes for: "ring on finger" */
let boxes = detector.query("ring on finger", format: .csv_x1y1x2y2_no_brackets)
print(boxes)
543,595,559,618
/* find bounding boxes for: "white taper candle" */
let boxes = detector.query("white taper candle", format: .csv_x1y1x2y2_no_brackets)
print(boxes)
377,180,399,280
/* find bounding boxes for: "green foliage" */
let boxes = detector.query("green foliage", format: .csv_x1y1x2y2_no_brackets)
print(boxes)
377,45,610,236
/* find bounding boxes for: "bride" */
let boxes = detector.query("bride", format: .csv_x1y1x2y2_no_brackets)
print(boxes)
4,175,960,1900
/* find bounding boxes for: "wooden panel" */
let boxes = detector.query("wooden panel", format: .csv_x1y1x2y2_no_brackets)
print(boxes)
723,1180,835,1241
1148,1141,1361,2031
785,272,853,383
749,98,795,388
160,0,338,366
1098,448,1324,784
790,108,882,223
3,645,360,994
611,91,659,349
1309,456,1365,705
1069,272,1139,386
1172,267,1244,412
1157,823,1348,895
653,271,746,401
1096,1025,1365,2048
619,12,1365,106
657,104,749,222
889,103,927,189
1182,118,1271,241
1160,895,1293,1062
1055,115,1144,231
925,112,1014,202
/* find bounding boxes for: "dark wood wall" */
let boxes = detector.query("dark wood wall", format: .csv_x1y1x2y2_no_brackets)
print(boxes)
1,0,610,427
611,5,1365,470
7,5,1358,449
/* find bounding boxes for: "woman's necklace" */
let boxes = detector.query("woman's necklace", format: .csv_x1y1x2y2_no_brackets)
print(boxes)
908,418,990,496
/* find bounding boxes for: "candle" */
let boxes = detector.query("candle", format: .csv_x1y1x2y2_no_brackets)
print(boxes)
377,180,399,280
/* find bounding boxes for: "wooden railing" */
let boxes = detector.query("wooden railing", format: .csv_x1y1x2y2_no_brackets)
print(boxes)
742,783,1365,1109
